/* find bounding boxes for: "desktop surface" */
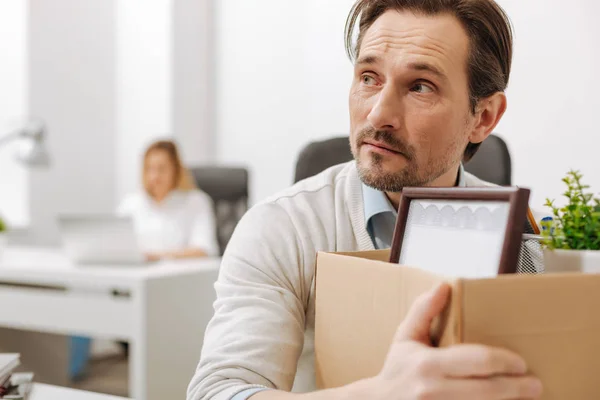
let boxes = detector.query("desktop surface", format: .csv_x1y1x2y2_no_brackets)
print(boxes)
30,383,130,400
0,246,221,287
0,247,221,282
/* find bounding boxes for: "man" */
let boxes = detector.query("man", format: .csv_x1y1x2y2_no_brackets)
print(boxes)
188,0,543,399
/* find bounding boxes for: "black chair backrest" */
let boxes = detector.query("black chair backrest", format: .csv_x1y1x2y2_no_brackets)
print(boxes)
190,166,249,255
294,136,352,183
293,134,511,186
463,134,511,186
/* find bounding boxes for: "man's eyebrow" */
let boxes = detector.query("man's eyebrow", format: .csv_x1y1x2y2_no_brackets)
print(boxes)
356,57,448,81
407,62,448,80
355,55,380,66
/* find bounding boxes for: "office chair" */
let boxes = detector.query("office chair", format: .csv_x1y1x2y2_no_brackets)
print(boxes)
190,166,249,255
294,136,353,183
463,134,511,186
293,134,511,186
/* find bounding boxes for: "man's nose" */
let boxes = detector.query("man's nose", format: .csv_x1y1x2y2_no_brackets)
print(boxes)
367,85,402,131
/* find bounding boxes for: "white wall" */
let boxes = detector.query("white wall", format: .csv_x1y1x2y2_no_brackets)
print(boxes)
115,0,173,203
173,0,216,166
0,0,29,228
28,0,117,244
116,0,217,202
215,0,355,204
216,0,600,210
495,0,600,208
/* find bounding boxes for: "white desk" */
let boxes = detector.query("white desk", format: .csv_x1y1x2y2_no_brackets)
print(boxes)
0,247,220,400
31,383,130,400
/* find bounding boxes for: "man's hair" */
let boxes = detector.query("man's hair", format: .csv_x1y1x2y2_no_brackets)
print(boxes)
345,0,513,162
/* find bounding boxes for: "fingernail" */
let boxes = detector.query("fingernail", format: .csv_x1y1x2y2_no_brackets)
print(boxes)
432,282,448,292
514,358,527,374
528,379,543,397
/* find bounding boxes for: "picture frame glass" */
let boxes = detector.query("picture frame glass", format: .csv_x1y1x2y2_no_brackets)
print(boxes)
398,199,511,278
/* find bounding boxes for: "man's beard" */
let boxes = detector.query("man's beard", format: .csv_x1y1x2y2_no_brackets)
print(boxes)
352,128,453,192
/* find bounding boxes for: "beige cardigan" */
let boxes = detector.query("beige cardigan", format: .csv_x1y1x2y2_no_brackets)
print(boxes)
187,161,499,400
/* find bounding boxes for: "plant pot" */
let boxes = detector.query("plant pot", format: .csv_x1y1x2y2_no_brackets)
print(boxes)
0,233,6,260
543,248,600,274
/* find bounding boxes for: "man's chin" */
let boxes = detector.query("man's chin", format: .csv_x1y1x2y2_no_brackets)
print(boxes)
358,168,402,192
358,156,406,175
356,161,421,192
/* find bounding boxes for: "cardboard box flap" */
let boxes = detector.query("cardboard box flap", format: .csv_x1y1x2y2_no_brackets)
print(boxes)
333,249,391,262
461,273,600,400
315,252,457,389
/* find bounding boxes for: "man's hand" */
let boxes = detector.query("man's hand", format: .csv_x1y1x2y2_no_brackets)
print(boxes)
373,283,543,399
253,283,543,400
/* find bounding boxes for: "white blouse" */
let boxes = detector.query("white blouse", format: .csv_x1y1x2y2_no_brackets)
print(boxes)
117,189,220,257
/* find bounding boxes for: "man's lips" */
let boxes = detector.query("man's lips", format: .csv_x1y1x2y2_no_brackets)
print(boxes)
362,140,402,154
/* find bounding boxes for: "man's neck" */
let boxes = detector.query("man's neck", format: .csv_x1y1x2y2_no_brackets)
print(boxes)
385,165,461,209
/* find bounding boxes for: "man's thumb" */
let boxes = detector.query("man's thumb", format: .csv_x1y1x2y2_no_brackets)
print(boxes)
395,283,451,343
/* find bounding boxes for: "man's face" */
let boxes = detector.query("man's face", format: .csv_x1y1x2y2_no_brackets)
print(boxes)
349,10,477,191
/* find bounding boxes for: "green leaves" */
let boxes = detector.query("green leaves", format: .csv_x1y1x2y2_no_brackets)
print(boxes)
542,170,600,250
0,217,5,233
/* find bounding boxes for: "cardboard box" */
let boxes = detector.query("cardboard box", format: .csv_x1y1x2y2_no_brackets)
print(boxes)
315,250,600,400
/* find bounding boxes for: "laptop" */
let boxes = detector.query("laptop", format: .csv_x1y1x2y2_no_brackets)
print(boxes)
58,215,146,265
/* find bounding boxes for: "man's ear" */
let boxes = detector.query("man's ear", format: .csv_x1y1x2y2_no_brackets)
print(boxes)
468,92,507,144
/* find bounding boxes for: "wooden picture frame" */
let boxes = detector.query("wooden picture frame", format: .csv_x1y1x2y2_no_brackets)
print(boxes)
389,187,531,275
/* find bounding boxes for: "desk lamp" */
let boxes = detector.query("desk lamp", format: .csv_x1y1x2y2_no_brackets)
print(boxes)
0,119,50,167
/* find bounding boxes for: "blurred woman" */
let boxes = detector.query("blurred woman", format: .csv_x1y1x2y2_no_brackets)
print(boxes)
118,140,220,260
69,140,220,381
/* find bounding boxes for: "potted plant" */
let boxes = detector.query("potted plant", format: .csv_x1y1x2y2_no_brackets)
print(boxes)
0,215,6,259
541,170,600,273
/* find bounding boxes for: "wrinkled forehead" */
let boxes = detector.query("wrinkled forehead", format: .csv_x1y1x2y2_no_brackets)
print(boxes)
357,10,470,75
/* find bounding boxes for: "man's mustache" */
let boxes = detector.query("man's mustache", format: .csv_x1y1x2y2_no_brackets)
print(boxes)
356,128,415,161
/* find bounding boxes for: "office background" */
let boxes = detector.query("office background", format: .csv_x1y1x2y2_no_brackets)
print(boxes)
2,0,600,246
0,0,599,398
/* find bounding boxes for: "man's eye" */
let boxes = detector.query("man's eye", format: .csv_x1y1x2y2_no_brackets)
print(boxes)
362,75,377,86
410,83,434,94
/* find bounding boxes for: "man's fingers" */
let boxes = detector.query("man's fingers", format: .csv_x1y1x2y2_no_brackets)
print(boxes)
438,375,543,400
436,344,528,377
395,282,451,343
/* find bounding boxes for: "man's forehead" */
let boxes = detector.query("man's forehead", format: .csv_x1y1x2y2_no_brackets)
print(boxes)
358,10,469,70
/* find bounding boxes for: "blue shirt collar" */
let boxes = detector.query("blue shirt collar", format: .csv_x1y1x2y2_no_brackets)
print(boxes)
363,164,467,225
362,183,397,223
